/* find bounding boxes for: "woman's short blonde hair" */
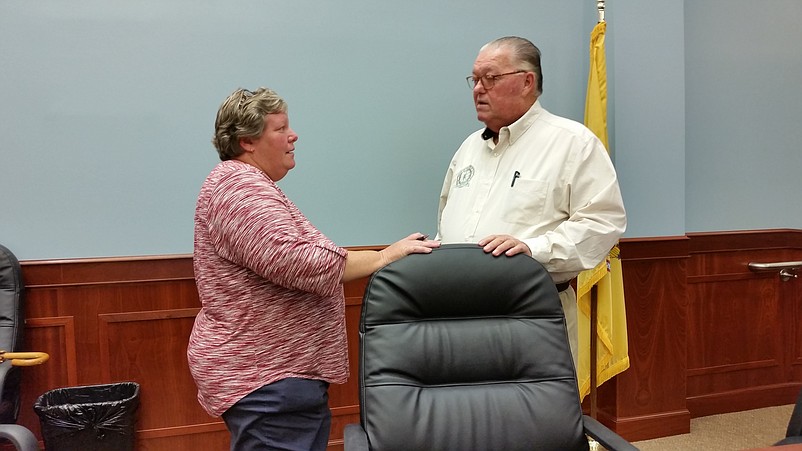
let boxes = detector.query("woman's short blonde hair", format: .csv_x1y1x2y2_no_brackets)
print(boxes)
211,87,287,161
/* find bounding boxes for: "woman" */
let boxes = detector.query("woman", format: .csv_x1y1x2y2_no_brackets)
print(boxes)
188,87,439,451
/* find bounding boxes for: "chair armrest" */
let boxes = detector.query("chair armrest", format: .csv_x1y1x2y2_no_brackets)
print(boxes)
784,387,802,438
344,423,369,451
0,361,12,398
582,415,639,451
0,424,39,451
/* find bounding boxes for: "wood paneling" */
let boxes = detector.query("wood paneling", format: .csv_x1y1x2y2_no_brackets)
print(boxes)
596,230,802,441
17,257,220,450
684,230,802,417
16,254,370,450
11,230,802,448
596,236,692,441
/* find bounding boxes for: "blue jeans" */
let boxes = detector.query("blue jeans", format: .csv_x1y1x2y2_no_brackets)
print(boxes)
222,378,331,451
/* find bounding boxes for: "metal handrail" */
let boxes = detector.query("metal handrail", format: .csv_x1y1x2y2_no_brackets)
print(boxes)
747,261,802,272
748,261,802,281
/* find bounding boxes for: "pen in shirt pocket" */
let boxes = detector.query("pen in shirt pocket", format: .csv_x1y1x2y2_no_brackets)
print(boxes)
510,170,521,187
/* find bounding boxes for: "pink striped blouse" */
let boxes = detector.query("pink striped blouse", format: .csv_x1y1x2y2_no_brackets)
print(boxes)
188,160,349,417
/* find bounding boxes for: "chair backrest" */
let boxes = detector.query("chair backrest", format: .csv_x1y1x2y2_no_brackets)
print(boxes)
0,244,25,424
358,243,588,451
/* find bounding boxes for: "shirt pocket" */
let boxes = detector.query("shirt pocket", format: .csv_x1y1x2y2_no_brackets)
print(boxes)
501,178,549,226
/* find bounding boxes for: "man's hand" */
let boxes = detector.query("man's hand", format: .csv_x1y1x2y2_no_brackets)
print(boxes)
477,234,532,257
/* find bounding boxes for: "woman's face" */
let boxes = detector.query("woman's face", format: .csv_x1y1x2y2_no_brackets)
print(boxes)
243,113,299,181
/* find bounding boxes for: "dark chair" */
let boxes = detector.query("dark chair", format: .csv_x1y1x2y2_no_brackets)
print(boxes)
775,387,802,446
344,243,637,451
0,244,39,451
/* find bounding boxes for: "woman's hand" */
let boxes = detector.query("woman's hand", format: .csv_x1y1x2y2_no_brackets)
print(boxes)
343,233,440,282
379,233,441,266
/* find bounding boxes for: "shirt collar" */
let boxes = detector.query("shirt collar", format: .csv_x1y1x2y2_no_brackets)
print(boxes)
481,100,543,149
504,100,542,145
482,100,542,145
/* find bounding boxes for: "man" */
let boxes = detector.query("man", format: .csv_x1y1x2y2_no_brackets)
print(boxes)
437,36,626,363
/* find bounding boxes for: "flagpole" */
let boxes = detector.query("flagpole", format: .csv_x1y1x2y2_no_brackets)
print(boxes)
590,285,599,418
589,0,605,422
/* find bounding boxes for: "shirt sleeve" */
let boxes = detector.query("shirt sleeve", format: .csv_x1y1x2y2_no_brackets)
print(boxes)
524,137,626,277
435,161,456,241
205,170,347,298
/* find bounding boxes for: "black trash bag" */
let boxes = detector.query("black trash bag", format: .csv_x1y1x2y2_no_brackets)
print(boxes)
33,382,140,451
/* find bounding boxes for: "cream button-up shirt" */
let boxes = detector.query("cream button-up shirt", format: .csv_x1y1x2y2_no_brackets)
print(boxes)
437,100,626,284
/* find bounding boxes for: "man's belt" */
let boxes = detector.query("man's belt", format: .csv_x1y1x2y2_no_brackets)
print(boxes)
555,281,572,293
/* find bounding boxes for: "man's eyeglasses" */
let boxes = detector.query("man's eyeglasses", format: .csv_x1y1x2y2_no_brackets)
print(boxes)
466,70,527,90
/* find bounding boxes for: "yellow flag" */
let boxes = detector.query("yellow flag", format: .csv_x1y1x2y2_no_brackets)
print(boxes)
576,20,630,401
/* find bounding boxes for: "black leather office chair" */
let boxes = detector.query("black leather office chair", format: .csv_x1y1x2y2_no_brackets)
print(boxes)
775,387,802,446
0,244,40,451
344,243,637,451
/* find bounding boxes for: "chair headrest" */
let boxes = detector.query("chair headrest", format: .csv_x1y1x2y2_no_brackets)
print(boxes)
362,243,562,327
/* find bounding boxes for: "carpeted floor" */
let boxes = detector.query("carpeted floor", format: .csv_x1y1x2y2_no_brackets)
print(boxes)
631,404,795,450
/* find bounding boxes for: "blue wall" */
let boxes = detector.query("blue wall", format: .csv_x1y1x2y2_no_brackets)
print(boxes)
1,1,801,260
684,0,802,232
610,1,686,237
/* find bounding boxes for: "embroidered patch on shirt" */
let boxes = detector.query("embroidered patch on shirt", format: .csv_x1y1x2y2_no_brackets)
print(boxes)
456,165,474,188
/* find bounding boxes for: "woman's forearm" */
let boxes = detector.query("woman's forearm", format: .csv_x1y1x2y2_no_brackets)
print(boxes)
342,250,387,283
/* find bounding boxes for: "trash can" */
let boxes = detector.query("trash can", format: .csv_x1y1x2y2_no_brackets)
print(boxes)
33,382,140,451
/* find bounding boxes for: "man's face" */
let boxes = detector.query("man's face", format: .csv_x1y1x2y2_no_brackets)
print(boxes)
248,113,298,182
471,47,532,132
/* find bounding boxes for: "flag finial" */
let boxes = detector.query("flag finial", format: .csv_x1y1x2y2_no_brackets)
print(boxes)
597,0,605,23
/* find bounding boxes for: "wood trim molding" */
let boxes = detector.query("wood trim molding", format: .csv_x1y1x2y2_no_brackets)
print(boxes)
619,235,689,261
136,421,227,440
687,228,802,253
98,308,200,380
20,255,194,288
25,316,79,386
